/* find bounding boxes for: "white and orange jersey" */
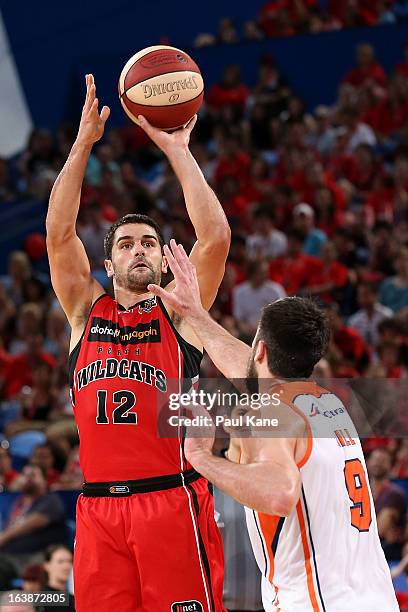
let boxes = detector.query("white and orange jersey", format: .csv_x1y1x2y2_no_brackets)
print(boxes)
244,381,399,612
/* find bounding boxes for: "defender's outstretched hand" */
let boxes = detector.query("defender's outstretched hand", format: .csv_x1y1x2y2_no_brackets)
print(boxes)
147,239,203,319
137,114,197,157
76,74,110,147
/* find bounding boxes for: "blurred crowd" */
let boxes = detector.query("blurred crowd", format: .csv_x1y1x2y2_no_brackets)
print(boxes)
2,32,408,607
194,0,408,46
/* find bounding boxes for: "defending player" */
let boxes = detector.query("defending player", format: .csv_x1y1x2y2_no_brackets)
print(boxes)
46,75,230,612
148,240,399,612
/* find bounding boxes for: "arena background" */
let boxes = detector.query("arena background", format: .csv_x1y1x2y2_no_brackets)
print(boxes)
1,0,408,608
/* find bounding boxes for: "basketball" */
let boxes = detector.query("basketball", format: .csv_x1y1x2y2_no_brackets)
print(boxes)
118,45,204,130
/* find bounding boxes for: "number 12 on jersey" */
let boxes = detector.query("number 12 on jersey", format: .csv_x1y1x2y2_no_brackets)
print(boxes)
96,390,138,424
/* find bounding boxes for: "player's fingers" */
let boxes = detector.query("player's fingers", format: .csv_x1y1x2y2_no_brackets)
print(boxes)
169,240,191,277
177,243,196,277
185,114,197,133
147,283,167,300
100,105,110,123
137,115,154,135
171,240,190,271
83,74,90,108
163,243,183,277
84,77,96,106
90,98,99,115
148,283,183,313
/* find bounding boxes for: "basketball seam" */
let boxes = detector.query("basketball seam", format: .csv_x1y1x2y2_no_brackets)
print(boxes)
127,48,199,72
121,91,204,108
120,70,202,97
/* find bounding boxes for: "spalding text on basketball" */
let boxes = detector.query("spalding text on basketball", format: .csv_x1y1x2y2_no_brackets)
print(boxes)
143,76,199,98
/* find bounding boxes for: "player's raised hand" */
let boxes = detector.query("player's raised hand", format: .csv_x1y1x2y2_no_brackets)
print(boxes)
147,238,203,318
76,74,110,147
137,114,197,157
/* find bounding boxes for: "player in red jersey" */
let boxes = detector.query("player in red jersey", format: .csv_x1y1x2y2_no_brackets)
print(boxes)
46,74,230,612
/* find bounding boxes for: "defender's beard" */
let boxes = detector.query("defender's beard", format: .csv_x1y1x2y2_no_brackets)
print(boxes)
113,263,161,292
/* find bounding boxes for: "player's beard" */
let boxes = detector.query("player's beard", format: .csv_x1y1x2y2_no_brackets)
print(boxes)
113,261,161,293
245,351,259,395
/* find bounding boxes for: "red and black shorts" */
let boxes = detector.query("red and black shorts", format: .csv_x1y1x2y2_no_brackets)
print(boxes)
73,469,226,612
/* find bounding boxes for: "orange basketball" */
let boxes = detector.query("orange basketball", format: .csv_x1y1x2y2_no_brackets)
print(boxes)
118,45,204,131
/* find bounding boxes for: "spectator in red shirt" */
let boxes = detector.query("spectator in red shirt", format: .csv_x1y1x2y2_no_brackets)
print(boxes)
258,1,296,37
315,186,344,236
346,143,380,199
0,340,13,400
325,302,372,372
391,440,408,479
294,160,346,211
269,228,321,294
326,127,356,180
365,174,395,223
343,43,387,89
227,235,247,286
372,74,408,138
3,334,56,400
306,241,349,303
240,157,274,205
0,447,19,492
30,444,62,488
214,136,250,187
374,340,407,378
216,175,248,225
395,40,408,79
207,65,249,112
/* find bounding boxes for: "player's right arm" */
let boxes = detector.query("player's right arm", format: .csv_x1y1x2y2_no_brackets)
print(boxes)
46,75,110,340
148,240,251,380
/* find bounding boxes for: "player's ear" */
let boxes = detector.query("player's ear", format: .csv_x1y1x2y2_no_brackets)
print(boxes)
161,254,168,274
104,259,114,278
254,339,266,364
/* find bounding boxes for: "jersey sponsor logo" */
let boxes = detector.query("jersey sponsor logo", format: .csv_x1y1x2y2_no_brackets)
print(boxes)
310,403,320,417
171,602,203,612
138,296,157,314
309,403,345,419
76,358,167,392
88,317,160,345
109,485,130,494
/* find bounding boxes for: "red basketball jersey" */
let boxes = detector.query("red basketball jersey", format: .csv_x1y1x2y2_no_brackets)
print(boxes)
68,294,202,482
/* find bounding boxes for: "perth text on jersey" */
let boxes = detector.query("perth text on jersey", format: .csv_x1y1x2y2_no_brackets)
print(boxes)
87,317,160,345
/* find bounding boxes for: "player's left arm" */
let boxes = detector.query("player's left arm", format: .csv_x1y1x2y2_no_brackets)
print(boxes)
183,402,305,516
138,115,230,310
187,434,301,516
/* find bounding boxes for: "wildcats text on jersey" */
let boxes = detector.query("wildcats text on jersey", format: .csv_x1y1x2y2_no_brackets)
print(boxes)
76,357,167,392
87,316,160,345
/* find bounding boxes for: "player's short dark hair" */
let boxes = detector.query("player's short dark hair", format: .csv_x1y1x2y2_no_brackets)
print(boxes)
104,214,165,260
258,297,330,378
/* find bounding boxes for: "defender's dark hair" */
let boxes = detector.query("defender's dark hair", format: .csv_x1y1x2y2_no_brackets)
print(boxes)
104,214,165,260
258,297,330,378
